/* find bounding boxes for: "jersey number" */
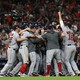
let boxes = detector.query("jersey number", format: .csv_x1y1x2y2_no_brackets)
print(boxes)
67,31,73,40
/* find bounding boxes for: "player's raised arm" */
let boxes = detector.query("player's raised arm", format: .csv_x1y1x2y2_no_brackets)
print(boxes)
58,11,65,32
58,11,63,22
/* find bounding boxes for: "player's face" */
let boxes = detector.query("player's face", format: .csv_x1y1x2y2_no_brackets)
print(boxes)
31,28,36,32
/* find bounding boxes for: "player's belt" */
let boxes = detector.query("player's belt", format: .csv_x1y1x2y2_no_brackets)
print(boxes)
9,47,16,51
20,45,28,47
9,43,16,46
67,44,72,46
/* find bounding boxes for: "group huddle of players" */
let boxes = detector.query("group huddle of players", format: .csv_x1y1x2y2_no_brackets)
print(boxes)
0,11,80,77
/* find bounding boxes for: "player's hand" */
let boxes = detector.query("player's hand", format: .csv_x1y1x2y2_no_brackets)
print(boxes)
37,35,42,38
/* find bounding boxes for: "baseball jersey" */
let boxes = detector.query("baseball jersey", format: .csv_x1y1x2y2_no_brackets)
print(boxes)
60,21,75,45
42,30,60,50
28,31,42,53
9,31,19,49
20,31,32,45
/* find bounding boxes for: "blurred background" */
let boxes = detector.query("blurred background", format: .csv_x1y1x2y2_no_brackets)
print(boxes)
0,0,80,70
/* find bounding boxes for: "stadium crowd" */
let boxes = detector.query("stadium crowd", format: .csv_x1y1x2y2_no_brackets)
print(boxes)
0,0,80,77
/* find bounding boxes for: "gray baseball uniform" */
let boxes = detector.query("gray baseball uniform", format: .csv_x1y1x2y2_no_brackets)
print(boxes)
19,31,32,64
9,52,22,76
42,30,62,76
28,34,42,75
42,30,61,64
0,31,19,74
60,20,80,75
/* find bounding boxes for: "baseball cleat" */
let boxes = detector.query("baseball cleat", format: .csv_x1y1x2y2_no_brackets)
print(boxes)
32,72,39,76
59,72,65,76
20,73,28,77
6,73,14,77
0,73,5,77
43,73,50,76
76,72,80,76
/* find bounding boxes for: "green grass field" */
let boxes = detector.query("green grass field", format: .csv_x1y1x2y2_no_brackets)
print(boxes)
0,76,80,80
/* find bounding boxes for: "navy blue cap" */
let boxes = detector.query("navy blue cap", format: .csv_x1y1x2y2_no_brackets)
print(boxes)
29,23,36,29
35,23,38,27
34,22,39,29
20,23,29,29
28,22,33,27
37,23,42,28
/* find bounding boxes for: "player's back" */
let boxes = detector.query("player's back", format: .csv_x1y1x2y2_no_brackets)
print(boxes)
59,20,75,45
63,28,75,45
43,30,60,50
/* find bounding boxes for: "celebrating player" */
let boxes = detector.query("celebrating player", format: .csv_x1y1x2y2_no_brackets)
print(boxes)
58,11,80,76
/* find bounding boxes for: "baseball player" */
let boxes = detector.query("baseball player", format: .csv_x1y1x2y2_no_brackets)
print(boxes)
17,26,33,76
40,25,65,76
0,25,20,76
33,39,46,76
58,11,80,76
54,24,68,76
27,25,42,76
6,26,31,77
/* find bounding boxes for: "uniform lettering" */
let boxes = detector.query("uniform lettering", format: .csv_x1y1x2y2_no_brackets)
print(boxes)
67,31,73,40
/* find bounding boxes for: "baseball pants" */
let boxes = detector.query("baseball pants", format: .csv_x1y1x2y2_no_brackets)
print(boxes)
28,51,36,75
33,53,40,73
19,45,29,64
46,49,61,65
1,47,17,74
9,52,22,75
63,45,80,75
